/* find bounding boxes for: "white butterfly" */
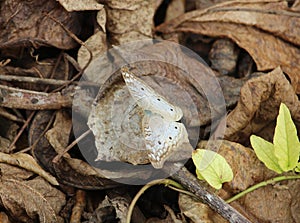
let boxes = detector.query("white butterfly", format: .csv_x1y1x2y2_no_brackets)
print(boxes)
121,67,190,168
121,67,183,122
142,111,189,168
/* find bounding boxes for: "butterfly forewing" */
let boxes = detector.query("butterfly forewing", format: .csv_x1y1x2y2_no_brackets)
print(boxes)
121,67,183,121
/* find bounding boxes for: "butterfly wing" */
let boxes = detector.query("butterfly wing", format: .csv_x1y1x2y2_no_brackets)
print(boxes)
121,67,183,121
142,112,189,169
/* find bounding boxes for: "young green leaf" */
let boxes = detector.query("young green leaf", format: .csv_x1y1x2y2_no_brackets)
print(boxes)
273,103,300,171
250,135,283,174
192,149,233,190
295,163,300,173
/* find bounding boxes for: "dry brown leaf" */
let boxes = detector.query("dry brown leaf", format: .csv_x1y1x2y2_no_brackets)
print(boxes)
165,0,185,21
223,67,300,144
0,136,12,153
178,193,224,223
45,110,72,156
156,0,300,93
25,177,66,221
77,31,108,69
241,179,300,223
291,0,300,11
0,178,59,223
195,0,231,10
0,212,11,223
209,39,239,75
0,152,59,185
0,0,81,49
58,0,103,11
0,163,34,180
106,0,157,44
97,8,107,32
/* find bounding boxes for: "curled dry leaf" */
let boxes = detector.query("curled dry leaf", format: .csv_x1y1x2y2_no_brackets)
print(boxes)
223,67,300,144
45,110,72,156
156,0,300,93
0,0,82,49
0,152,58,185
58,0,103,12
0,178,64,223
30,111,118,189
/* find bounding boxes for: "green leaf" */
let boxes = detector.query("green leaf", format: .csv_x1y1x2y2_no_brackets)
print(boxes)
192,149,233,190
273,103,300,171
295,163,300,173
250,135,283,173
195,168,204,180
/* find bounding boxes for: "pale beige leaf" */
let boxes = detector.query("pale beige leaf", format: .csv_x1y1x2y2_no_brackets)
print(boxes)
58,0,103,11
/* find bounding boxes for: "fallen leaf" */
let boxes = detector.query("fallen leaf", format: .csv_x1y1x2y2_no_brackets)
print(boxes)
156,0,300,93
178,193,225,223
165,0,185,21
0,152,58,185
223,67,300,144
58,0,103,12
0,0,82,49
45,110,72,156
105,0,156,44
0,178,59,223
77,31,108,69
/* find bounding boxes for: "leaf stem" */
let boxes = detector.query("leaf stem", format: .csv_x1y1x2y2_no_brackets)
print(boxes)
226,175,300,203
126,179,183,223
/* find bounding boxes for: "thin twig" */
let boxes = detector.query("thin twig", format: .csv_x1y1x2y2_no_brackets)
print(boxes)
45,13,93,92
171,166,251,223
0,73,98,86
126,179,184,223
9,112,35,151
52,129,91,163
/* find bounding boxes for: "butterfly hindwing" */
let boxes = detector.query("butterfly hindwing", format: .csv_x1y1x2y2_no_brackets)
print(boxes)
142,112,188,169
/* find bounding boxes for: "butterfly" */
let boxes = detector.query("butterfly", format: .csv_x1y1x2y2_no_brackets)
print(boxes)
121,66,190,168
121,66,183,122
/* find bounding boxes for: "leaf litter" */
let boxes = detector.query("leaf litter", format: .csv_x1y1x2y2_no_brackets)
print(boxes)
0,0,299,222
